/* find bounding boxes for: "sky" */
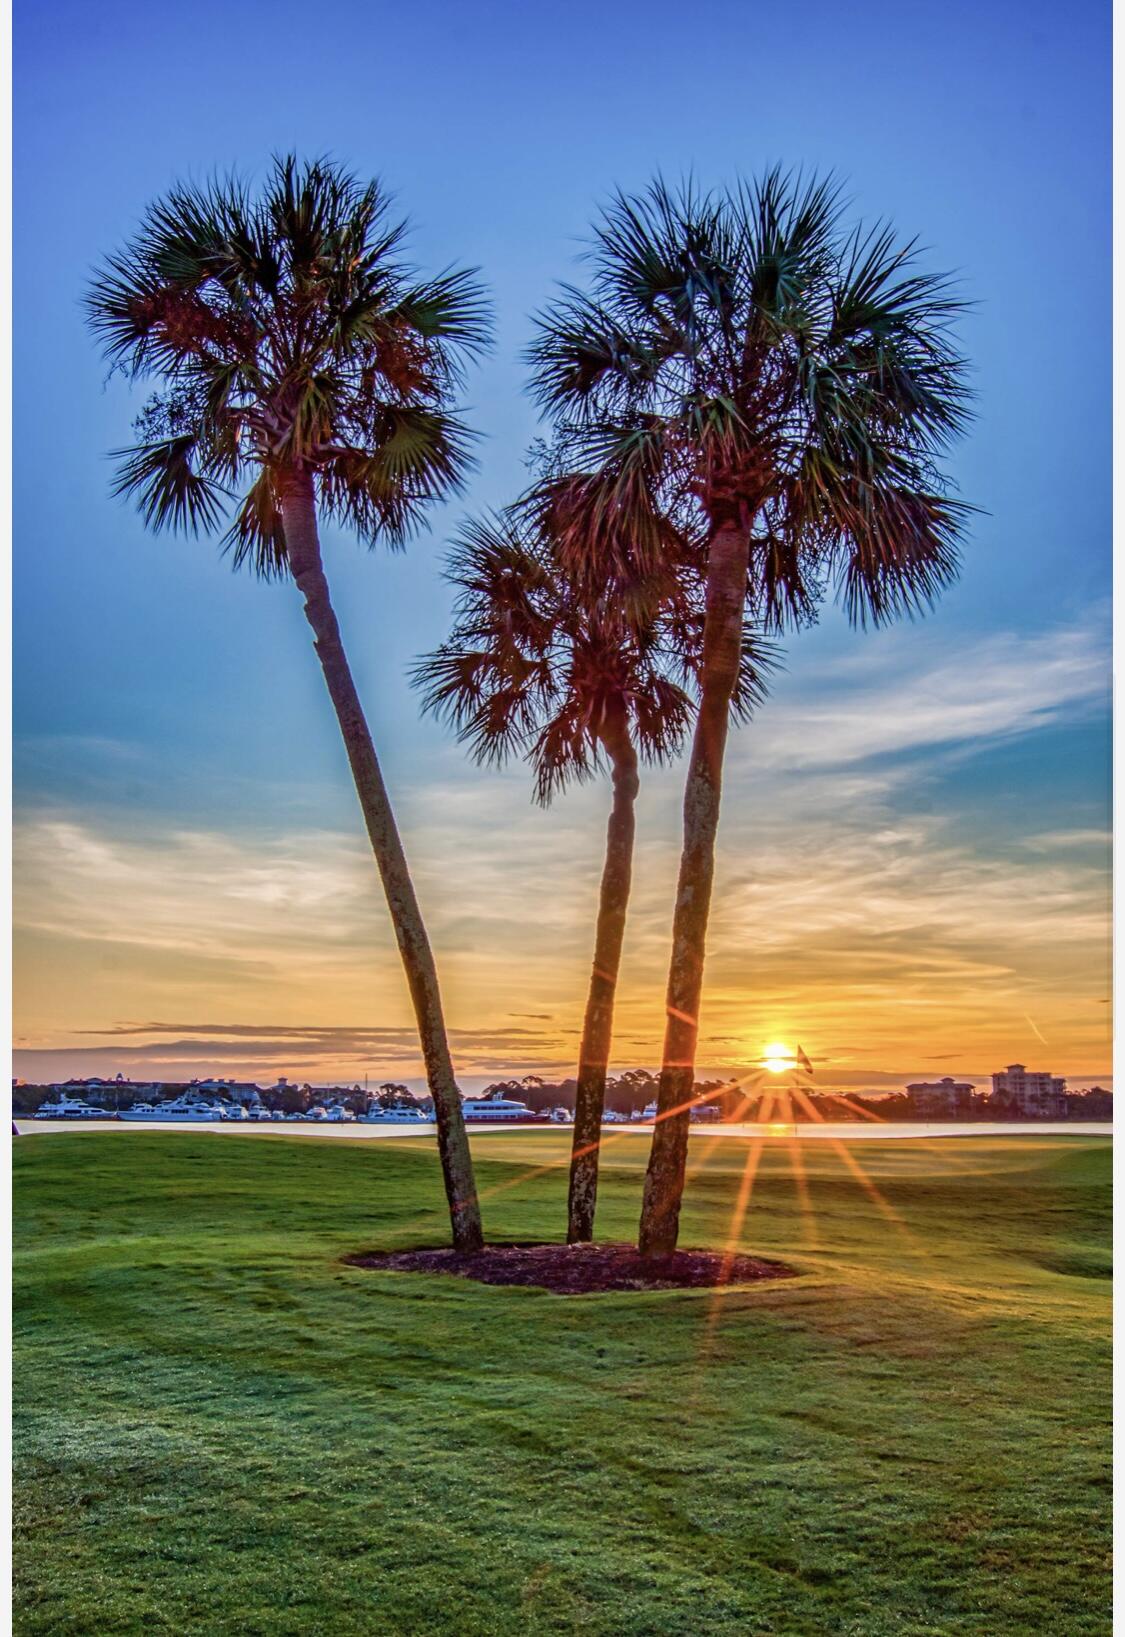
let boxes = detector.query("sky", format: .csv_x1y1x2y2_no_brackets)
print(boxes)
13,0,1111,1092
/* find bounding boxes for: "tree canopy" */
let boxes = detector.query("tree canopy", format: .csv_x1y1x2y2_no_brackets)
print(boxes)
527,170,972,629
86,154,491,576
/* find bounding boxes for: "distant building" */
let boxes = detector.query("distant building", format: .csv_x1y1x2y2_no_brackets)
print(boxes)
48,1075,162,1107
905,1077,975,1116
990,1064,1067,1119
187,1078,263,1108
300,1085,361,1107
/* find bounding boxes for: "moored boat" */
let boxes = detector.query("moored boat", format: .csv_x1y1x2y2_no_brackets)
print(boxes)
460,1096,550,1123
359,1104,434,1124
33,1094,104,1120
119,1096,229,1122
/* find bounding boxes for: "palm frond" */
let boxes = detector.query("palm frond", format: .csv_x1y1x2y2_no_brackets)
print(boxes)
110,436,228,533
390,269,493,357
525,288,658,420
831,484,969,627
221,470,288,578
319,408,477,545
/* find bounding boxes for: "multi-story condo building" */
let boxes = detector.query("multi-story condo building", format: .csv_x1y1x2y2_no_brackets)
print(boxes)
904,1077,976,1116
989,1064,1067,1118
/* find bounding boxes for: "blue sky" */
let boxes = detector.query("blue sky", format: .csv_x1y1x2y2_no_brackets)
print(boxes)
13,0,1111,1087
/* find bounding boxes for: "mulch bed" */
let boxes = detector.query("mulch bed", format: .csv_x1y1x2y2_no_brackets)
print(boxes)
341,1241,796,1295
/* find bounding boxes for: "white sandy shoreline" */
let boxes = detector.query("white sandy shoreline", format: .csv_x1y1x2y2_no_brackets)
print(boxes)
12,1118,1112,1142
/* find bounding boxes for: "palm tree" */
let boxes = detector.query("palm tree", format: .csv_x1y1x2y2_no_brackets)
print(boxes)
85,156,489,1251
414,509,772,1241
529,172,972,1257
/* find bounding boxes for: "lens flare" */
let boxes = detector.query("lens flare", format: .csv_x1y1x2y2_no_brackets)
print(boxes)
761,1041,796,1075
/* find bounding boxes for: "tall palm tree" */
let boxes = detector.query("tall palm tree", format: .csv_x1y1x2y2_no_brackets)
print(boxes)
86,156,489,1251
529,172,972,1257
414,509,773,1242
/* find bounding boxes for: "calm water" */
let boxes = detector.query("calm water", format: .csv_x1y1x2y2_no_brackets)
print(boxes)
13,1119,1112,1141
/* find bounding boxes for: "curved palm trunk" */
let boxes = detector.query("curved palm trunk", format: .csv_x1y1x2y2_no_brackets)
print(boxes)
279,467,483,1253
638,524,749,1259
567,714,640,1244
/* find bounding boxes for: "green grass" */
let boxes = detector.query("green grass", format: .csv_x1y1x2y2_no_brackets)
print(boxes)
13,1129,1111,1635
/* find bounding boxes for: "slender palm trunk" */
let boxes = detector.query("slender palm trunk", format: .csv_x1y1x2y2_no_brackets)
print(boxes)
279,466,483,1253
567,712,640,1244
638,524,750,1259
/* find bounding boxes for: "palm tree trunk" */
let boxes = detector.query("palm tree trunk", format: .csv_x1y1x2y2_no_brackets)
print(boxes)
567,712,639,1244
638,523,750,1259
279,466,483,1253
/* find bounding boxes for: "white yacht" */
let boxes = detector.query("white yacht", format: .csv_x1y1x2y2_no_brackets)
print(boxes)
34,1093,103,1120
325,1106,356,1123
460,1096,547,1123
359,1104,433,1124
627,1099,718,1124
119,1096,228,1122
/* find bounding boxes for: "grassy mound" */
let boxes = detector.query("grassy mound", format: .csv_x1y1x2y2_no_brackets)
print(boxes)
13,1130,1110,1635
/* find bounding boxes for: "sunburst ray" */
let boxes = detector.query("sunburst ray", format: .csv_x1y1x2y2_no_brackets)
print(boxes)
789,1086,926,1255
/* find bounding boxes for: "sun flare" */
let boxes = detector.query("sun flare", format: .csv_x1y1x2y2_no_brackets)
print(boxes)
762,1042,796,1075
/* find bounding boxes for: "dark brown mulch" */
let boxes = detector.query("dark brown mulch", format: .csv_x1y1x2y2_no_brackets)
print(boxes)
340,1241,797,1295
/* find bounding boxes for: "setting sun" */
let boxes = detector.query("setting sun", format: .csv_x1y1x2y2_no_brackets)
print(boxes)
762,1042,796,1075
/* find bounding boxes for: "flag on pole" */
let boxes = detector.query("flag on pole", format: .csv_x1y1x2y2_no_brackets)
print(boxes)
796,1045,814,1076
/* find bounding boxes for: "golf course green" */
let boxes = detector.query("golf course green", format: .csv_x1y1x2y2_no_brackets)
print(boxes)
13,1129,1111,1635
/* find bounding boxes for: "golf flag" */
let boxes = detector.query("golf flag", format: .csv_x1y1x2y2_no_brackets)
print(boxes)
796,1045,814,1076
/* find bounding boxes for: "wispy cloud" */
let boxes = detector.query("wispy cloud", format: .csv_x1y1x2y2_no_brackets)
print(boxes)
1019,828,1112,853
747,622,1109,772
15,817,387,959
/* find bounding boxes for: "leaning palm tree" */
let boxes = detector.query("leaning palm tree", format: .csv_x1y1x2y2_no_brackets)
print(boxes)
529,172,972,1256
86,156,489,1251
414,509,773,1242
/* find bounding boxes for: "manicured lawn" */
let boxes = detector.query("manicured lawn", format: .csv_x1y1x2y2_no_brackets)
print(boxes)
13,1130,1111,1635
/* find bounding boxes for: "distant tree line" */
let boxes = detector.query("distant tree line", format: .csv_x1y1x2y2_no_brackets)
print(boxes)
473,1077,1114,1123
12,1078,1111,1121
475,1070,725,1118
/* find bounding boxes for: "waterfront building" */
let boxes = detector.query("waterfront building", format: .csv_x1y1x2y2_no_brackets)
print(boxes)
904,1077,976,1116
989,1064,1067,1118
46,1075,163,1107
